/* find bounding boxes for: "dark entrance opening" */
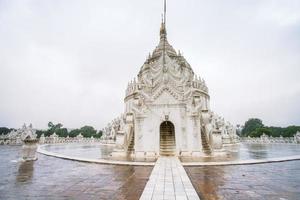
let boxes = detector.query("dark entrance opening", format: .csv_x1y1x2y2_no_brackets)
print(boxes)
159,121,176,156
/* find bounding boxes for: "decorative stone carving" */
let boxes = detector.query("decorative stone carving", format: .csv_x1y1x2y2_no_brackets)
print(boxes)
260,133,270,143
212,130,223,150
294,131,300,143
21,123,39,161
22,138,39,161
106,18,239,158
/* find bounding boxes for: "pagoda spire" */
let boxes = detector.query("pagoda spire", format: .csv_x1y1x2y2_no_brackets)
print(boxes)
161,0,167,72
164,0,166,26
160,0,167,40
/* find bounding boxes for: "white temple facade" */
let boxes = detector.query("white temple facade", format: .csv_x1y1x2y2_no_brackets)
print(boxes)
104,17,239,158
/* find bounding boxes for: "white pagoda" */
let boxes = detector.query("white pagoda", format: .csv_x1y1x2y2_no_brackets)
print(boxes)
103,4,239,158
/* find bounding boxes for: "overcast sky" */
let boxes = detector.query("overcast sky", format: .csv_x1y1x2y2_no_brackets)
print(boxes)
0,0,299,130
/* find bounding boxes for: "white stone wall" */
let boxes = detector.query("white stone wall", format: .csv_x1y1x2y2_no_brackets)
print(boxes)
109,22,239,157
132,102,204,156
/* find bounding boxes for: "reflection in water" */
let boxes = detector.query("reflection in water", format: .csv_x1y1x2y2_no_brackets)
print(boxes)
42,143,300,163
186,166,225,200
181,143,300,162
43,144,157,162
16,161,34,182
246,144,268,159
180,144,242,163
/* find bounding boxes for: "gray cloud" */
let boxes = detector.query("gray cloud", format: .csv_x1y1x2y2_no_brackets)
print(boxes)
0,0,299,129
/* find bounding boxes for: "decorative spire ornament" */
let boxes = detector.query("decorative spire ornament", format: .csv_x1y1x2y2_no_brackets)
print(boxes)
162,0,167,73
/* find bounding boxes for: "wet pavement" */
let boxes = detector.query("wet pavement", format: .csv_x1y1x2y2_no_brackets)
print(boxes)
185,160,300,200
180,143,300,163
42,144,157,162
0,146,152,200
42,143,115,160
1,145,300,200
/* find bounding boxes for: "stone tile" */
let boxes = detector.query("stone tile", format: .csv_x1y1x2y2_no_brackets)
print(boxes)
139,157,200,200
185,160,300,200
3,145,300,200
0,146,153,200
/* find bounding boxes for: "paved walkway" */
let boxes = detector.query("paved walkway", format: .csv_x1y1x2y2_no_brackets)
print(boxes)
140,157,200,200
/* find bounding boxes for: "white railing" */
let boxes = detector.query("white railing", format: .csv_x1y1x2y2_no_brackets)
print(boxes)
241,135,300,144
0,136,115,145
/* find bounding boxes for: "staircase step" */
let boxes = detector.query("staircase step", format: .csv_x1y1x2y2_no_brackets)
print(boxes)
160,126,175,155
160,148,175,151
160,150,175,153
160,145,175,147
160,151,175,154
127,133,135,154
201,129,212,155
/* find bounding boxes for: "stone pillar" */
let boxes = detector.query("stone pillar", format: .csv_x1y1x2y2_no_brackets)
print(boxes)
294,132,300,144
115,131,125,149
22,138,39,161
39,134,45,144
222,134,231,145
211,130,223,150
16,136,22,145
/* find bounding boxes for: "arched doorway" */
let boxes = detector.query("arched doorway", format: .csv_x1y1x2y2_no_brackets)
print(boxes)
160,121,176,156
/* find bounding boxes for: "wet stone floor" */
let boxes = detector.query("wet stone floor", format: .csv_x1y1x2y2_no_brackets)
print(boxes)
1,145,300,200
0,146,152,200
185,161,300,200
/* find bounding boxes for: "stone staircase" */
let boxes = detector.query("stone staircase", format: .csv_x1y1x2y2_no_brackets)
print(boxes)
160,124,176,156
201,127,212,155
127,133,135,153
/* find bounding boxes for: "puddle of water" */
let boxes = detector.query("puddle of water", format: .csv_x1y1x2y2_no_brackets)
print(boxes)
181,143,300,162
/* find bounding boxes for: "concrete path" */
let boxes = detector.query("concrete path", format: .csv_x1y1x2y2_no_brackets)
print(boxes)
140,157,200,200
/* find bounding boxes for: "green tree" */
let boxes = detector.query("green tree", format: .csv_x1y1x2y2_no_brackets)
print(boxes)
283,126,300,137
67,126,100,138
242,118,300,138
56,128,68,137
249,127,272,137
80,126,97,138
96,130,103,138
242,118,264,136
268,126,284,137
45,122,68,137
36,130,47,138
48,122,54,129
69,129,80,137
0,127,11,135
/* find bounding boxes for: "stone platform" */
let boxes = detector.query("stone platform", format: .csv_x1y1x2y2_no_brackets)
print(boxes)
37,143,300,166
